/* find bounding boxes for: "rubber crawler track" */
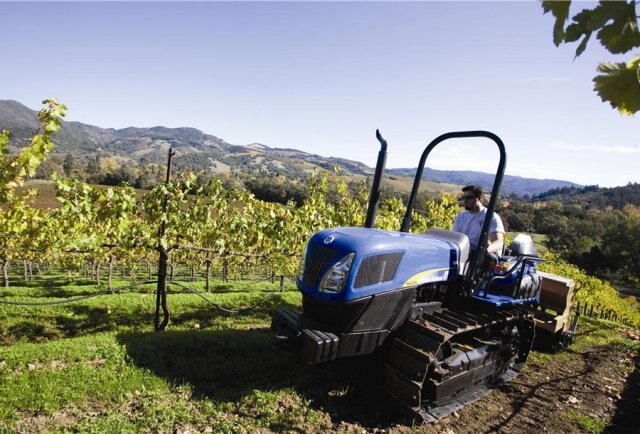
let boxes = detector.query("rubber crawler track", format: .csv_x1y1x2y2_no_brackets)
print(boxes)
383,306,535,423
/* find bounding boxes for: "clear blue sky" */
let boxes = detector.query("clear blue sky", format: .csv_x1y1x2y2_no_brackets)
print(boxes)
1,1,638,187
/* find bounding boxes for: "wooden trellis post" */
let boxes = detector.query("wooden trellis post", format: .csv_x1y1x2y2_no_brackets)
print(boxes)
155,148,175,332
205,256,212,292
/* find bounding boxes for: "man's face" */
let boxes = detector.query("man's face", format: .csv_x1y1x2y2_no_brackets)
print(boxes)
462,192,480,211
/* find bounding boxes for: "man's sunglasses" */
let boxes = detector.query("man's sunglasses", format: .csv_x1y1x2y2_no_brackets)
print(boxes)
461,195,476,201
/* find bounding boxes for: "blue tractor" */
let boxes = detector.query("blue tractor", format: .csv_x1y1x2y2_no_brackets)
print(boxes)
272,131,542,422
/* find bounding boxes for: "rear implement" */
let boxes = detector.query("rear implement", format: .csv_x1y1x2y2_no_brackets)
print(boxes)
534,271,579,351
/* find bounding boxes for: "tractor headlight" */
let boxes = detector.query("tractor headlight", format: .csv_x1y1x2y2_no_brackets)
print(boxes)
297,244,308,281
319,253,355,293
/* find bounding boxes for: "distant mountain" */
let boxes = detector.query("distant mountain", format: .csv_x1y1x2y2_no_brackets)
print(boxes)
387,168,579,197
0,100,580,196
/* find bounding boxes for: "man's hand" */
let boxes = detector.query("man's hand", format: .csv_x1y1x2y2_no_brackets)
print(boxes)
486,232,504,254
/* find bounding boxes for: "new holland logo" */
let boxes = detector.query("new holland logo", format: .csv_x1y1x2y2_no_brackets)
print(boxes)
323,235,335,245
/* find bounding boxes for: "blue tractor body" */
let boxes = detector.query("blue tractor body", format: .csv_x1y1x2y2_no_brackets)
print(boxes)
299,227,459,303
300,227,540,307
271,130,542,423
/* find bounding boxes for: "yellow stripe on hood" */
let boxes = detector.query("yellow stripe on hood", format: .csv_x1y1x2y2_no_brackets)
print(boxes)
403,268,450,287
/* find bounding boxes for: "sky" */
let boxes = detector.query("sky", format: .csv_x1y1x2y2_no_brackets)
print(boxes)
1,1,638,187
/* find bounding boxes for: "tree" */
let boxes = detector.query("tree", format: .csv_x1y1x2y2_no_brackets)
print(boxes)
63,153,75,177
600,206,640,280
543,1,640,115
86,156,100,175
0,98,67,202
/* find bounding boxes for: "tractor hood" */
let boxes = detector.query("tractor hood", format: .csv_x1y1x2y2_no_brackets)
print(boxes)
298,227,466,302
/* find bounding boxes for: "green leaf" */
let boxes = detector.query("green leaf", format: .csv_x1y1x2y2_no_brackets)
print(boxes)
575,31,593,58
593,57,640,115
1,99,64,203
564,8,596,58
0,130,12,150
542,0,572,46
593,0,640,54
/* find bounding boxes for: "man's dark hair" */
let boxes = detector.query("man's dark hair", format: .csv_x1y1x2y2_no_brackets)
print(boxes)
462,185,483,199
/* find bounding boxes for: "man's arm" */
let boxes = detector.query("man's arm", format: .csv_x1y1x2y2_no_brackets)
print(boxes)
486,232,504,254
452,213,462,233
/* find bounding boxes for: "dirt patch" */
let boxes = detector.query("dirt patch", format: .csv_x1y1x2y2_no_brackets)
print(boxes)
14,409,77,433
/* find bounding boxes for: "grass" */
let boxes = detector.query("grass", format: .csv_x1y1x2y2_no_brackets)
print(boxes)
10,180,152,210
13,180,60,209
526,316,627,369
345,174,462,196
15,176,463,213
0,273,327,432
565,409,607,434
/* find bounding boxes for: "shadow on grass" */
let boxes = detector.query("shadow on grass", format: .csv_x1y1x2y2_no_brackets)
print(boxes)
5,277,97,289
1,305,156,343
168,296,298,328
1,320,61,343
116,328,399,429
605,349,640,434
0,293,296,344
55,304,154,336
2,281,156,298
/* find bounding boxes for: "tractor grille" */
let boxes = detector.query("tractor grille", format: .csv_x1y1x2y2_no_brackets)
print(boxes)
303,244,340,287
354,252,403,288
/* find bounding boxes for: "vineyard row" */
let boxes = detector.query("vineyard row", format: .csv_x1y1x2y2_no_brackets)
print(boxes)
1,168,638,327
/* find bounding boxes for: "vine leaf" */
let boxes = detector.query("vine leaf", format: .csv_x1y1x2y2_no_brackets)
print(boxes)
592,0,640,54
543,1,640,115
542,0,571,46
593,56,640,115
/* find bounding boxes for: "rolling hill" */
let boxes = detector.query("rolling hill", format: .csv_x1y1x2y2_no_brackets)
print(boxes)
1,100,579,196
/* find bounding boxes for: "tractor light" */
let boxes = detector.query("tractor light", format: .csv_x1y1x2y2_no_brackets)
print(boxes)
319,253,355,293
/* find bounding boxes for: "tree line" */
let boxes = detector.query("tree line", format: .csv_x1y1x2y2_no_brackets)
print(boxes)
497,186,640,288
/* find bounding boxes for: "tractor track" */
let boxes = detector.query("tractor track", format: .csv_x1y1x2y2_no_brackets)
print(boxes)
383,306,535,423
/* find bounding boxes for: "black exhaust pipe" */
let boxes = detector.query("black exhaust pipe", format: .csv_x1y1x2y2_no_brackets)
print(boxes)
364,129,388,228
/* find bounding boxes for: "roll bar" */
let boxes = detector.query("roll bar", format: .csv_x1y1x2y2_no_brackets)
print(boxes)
399,131,507,279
